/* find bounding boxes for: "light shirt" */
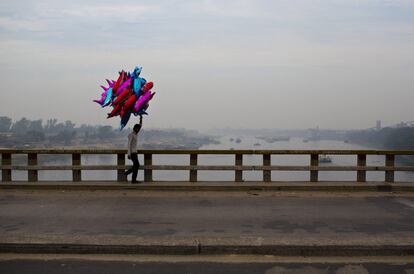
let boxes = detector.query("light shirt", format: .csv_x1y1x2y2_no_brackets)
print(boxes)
128,132,138,156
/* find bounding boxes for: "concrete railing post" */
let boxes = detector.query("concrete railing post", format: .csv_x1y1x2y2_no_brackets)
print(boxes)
357,154,366,183
1,153,12,182
72,153,81,182
28,153,38,182
117,153,126,182
144,153,153,182
310,154,319,182
385,154,395,183
235,154,243,182
189,153,198,183
263,154,271,182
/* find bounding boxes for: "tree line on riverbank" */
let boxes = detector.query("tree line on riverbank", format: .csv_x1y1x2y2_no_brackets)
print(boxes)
0,116,218,149
347,127,414,150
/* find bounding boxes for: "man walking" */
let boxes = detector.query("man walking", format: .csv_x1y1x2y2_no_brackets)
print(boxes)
125,115,143,184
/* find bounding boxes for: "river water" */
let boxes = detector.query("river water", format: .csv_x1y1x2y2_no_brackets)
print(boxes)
4,136,414,182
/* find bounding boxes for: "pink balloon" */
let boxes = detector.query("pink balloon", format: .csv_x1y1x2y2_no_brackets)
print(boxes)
133,92,155,113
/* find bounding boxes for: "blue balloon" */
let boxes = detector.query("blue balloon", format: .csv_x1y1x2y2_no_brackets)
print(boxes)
102,87,113,107
133,77,148,97
133,78,142,97
119,111,132,130
132,66,142,78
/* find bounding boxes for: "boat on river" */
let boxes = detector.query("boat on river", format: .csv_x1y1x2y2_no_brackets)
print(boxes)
319,155,333,163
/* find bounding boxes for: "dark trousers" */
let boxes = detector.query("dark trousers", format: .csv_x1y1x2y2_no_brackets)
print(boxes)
126,153,140,183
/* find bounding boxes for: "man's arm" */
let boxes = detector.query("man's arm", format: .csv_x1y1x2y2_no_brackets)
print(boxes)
139,115,143,126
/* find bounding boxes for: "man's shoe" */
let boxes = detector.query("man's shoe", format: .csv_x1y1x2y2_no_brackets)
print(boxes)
131,181,142,184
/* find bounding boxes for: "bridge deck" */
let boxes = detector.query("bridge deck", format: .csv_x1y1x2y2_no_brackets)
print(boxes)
0,189,413,255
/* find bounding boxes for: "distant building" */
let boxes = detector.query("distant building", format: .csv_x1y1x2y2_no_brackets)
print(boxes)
376,120,381,130
396,121,408,128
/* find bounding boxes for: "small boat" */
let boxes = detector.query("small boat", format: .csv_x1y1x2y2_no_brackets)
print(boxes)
257,136,290,143
272,136,290,142
235,138,241,143
319,155,332,163
254,143,261,146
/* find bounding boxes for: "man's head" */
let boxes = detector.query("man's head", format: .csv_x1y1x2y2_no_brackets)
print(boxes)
133,124,141,133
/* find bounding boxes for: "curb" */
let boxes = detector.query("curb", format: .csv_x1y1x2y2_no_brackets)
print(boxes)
0,243,198,255
0,182,414,192
0,243,413,256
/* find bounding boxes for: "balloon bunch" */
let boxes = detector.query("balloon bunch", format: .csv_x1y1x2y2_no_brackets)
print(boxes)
94,66,155,130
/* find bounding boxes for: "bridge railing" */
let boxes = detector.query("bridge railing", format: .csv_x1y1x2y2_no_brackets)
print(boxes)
1,149,414,183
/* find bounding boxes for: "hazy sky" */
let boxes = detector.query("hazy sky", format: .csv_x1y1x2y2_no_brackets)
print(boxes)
1,0,414,130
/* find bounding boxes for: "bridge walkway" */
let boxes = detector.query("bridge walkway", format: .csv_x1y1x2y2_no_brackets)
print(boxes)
0,189,413,256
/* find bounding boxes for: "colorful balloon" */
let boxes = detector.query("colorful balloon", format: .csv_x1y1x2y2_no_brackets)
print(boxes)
120,111,132,130
133,92,155,113
93,66,156,130
111,88,132,106
114,78,132,96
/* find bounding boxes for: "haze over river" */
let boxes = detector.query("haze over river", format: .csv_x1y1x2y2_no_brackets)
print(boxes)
6,136,414,182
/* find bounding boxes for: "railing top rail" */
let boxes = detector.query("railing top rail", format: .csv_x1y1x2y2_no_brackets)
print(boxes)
1,148,414,155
